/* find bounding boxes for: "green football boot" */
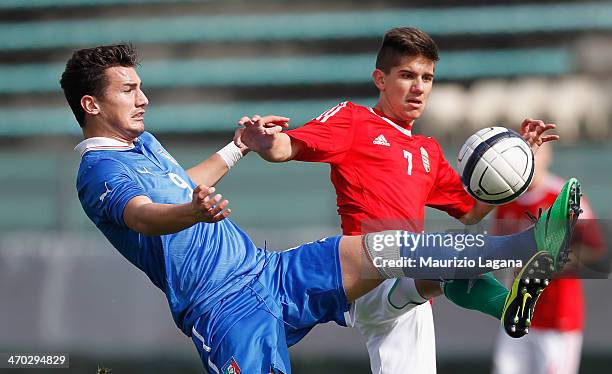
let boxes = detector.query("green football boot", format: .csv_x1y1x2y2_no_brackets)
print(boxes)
501,251,554,338
501,178,582,338
533,177,582,271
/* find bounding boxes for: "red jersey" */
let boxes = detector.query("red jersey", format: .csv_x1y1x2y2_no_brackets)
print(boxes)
494,175,601,331
286,101,475,235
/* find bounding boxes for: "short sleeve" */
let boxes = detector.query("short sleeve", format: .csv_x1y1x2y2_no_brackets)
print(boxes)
77,158,148,227
426,143,475,219
286,101,355,164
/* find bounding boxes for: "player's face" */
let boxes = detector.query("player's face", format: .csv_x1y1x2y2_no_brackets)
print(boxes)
374,54,435,123
96,66,148,140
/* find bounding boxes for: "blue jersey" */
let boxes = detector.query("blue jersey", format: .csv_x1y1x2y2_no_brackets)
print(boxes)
75,132,269,335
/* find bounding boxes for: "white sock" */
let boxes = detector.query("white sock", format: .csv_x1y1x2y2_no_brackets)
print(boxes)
388,278,428,309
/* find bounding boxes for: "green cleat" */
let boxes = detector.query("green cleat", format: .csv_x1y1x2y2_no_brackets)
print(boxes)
532,177,582,271
501,251,554,338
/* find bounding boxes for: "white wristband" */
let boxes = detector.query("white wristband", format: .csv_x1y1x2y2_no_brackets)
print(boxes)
216,141,244,168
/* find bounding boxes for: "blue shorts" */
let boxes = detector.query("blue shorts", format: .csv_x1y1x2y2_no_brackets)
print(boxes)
191,236,349,373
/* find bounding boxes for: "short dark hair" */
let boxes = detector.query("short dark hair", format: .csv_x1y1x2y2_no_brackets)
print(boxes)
375,27,439,73
60,43,138,127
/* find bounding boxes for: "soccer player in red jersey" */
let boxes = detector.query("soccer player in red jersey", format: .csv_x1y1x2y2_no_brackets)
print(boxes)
492,144,603,374
236,27,560,373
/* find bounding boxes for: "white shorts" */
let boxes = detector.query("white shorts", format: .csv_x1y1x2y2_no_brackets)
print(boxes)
492,328,583,374
354,279,436,374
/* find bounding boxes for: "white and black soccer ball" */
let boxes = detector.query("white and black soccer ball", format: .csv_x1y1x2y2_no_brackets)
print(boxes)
457,127,534,205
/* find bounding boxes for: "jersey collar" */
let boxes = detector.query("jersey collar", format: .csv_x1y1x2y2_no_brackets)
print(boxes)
368,108,412,137
75,137,135,158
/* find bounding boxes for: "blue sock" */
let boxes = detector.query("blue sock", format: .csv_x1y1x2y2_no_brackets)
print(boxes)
394,228,536,279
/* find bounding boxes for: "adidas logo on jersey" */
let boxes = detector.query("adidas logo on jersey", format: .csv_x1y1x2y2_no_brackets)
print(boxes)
373,134,390,146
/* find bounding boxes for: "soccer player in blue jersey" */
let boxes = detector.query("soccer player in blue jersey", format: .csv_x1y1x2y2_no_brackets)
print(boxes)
62,44,581,373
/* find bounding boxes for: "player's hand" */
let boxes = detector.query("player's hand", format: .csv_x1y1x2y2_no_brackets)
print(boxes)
191,185,231,223
234,114,290,151
233,127,250,155
519,118,559,154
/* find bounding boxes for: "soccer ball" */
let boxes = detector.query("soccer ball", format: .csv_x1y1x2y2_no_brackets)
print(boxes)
457,127,534,205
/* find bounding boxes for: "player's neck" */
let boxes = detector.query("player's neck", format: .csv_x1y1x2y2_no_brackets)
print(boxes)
83,122,137,145
372,105,415,129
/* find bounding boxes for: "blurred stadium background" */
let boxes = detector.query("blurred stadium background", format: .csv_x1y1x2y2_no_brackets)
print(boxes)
1,0,611,372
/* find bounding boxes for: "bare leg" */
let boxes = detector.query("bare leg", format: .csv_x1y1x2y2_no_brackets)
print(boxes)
338,228,532,302
338,235,383,303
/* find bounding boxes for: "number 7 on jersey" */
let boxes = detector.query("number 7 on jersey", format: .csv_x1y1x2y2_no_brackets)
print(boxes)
403,150,413,176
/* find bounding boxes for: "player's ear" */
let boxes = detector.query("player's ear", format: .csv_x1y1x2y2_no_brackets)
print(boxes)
81,95,100,116
372,69,386,91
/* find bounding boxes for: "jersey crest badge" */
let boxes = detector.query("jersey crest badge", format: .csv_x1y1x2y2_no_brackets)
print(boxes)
221,357,241,374
373,134,390,147
420,147,430,173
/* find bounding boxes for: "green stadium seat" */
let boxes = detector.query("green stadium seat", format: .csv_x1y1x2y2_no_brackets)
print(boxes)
0,48,573,94
0,0,197,9
0,99,364,136
0,144,610,231
0,198,57,229
1,3,611,50
0,153,62,229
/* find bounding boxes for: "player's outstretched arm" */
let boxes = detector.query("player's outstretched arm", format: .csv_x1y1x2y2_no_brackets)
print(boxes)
186,141,248,186
123,185,230,236
234,115,302,162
